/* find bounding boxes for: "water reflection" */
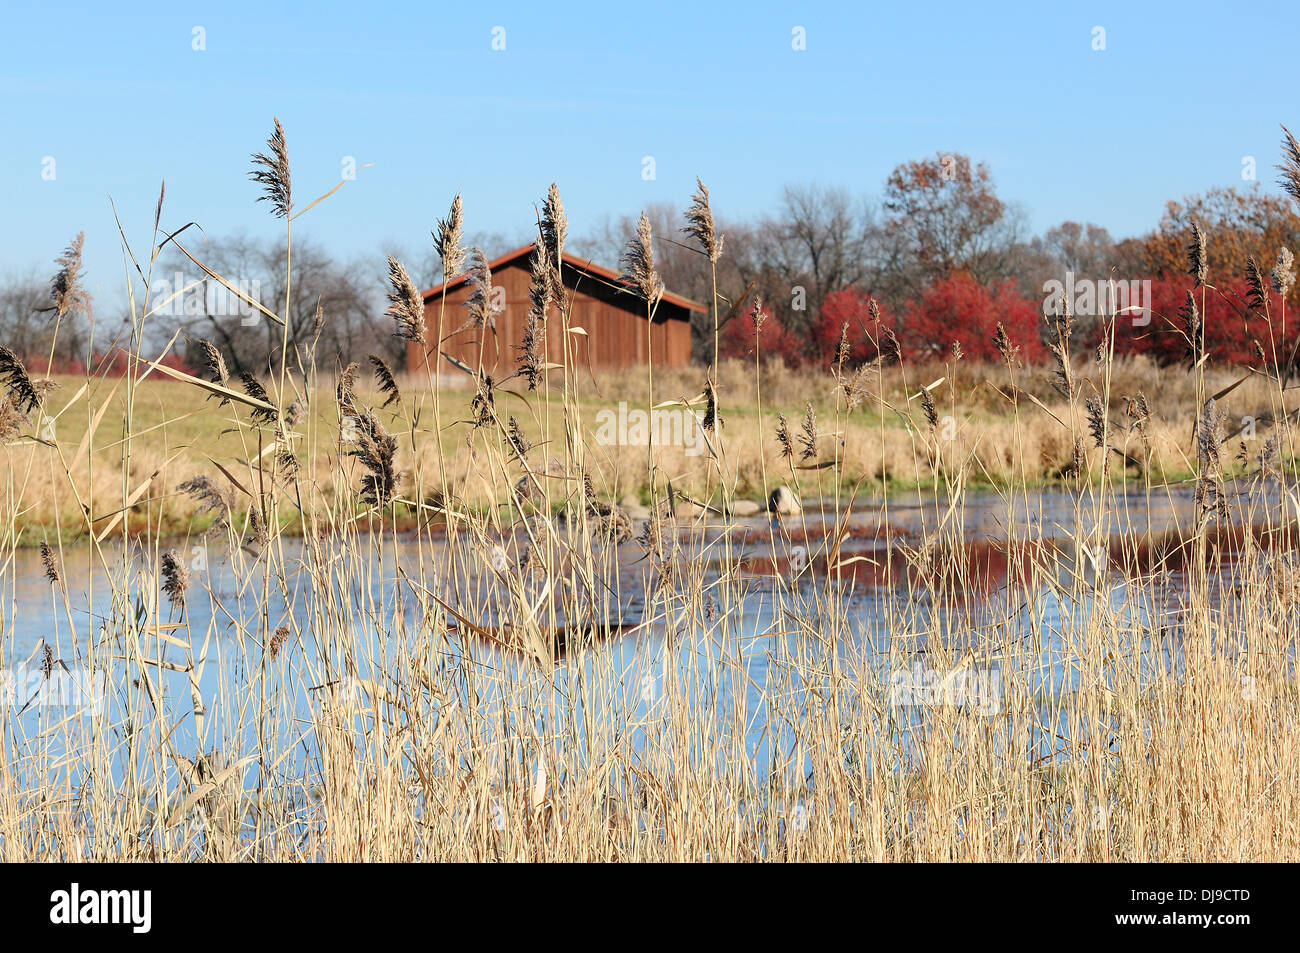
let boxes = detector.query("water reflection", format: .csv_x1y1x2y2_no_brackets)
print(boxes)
0,484,1286,794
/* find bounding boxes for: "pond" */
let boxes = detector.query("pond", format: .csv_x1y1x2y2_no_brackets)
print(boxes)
0,482,1287,799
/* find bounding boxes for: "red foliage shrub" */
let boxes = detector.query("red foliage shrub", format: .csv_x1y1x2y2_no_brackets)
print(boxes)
719,301,803,365
1107,277,1272,368
814,287,879,366
727,275,1049,369
897,272,1044,363
16,348,196,378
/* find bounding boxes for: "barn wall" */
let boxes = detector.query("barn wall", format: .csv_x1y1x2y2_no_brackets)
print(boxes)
407,258,695,376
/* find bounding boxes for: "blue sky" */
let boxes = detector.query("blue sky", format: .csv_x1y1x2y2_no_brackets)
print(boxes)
2,0,1298,312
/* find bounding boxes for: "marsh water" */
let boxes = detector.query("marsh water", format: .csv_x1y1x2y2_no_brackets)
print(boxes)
1,483,1288,790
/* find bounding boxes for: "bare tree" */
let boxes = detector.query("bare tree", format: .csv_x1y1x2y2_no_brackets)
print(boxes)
1037,221,1117,276
156,233,394,378
0,273,53,359
739,185,880,333
0,269,95,369
878,153,1025,307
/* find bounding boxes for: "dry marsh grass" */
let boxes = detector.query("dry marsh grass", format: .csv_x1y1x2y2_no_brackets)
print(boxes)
1,122,1299,862
4,355,1286,540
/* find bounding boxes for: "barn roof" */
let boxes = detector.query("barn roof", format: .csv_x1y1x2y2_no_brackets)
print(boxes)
419,242,707,315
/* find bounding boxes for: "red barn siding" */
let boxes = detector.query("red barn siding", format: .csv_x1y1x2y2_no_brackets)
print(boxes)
406,243,701,377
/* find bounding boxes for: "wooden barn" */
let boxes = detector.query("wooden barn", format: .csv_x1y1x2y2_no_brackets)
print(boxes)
405,242,703,377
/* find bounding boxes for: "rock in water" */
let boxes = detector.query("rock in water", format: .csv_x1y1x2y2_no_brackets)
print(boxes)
768,486,801,516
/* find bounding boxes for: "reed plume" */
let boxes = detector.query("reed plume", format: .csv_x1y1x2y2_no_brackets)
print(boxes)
178,475,230,536
1279,124,1300,208
1046,294,1075,399
197,339,230,388
920,387,938,431
348,412,399,507
243,504,269,553
1126,392,1152,434
470,373,496,429
40,541,60,584
249,117,291,218
1188,221,1208,287
284,396,306,429
239,373,277,424
702,378,722,434
1273,247,1295,297
620,211,664,303
516,310,545,391
775,413,793,460
1068,437,1086,480
369,355,401,408
527,236,553,319
337,362,359,418
196,339,231,405
1085,396,1107,449
161,549,190,610
1180,291,1203,367
584,473,634,543
277,445,299,479
0,396,26,440
1259,432,1281,480
880,327,902,365
387,256,426,344
683,177,723,264
178,475,227,515
516,242,550,390
511,474,536,510
0,346,41,414
798,403,818,461
993,323,1016,365
434,193,467,278
1196,398,1227,472
594,502,635,545
41,232,91,321
506,415,532,460
268,625,291,660
539,183,568,309
836,323,851,370
839,364,872,412
464,247,496,329
1246,256,1268,311
1195,398,1229,524
637,499,674,567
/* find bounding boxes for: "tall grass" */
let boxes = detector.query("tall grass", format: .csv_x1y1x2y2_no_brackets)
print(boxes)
0,122,1298,862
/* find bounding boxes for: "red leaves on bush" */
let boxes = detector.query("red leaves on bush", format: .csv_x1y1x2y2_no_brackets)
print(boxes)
896,272,1043,363
1107,277,1270,368
816,286,878,364
719,299,803,365
736,274,1045,368
722,272,1279,371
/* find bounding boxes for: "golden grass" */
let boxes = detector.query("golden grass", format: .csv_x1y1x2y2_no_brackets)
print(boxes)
4,354,1288,543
